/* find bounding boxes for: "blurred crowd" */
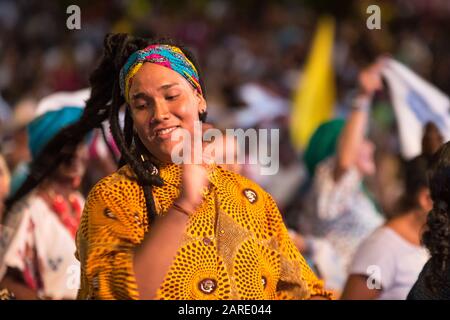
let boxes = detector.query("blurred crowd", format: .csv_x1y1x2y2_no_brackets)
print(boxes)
2,0,450,203
1,0,450,300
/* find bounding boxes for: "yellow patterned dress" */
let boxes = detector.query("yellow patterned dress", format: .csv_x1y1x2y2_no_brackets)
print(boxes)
76,163,332,300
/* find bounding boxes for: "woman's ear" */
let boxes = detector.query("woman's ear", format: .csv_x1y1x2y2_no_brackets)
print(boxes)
418,188,433,212
196,91,207,115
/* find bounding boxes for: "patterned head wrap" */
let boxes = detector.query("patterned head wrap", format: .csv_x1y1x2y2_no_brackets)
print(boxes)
119,44,202,103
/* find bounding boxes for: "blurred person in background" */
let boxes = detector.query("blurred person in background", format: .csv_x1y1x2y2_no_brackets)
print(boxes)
0,105,88,299
341,123,443,300
0,152,10,221
0,94,13,130
297,60,386,293
0,98,36,183
80,121,120,196
408,141,450,299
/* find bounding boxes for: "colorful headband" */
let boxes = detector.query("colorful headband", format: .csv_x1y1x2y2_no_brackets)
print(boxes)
119,44,202,102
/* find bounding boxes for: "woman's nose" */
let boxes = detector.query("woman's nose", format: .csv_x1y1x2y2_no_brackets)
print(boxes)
152,100,170,122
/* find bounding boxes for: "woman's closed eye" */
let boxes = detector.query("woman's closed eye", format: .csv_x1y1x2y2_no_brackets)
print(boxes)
165,94,180,101
135,103,148,110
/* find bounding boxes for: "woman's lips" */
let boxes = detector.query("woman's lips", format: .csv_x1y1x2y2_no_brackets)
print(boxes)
154,126,180,139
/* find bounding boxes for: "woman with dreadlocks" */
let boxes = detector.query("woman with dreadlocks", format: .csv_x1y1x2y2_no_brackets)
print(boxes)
59,33,330,300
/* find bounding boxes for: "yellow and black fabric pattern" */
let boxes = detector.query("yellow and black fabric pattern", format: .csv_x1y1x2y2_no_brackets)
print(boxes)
76,163,332,300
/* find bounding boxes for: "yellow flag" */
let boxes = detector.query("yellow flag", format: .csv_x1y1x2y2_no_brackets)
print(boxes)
290,16,336,151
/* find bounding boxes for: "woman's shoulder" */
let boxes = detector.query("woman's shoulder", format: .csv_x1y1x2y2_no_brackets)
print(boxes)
1,194,50,252
5,192,46,223
82,166,147,236
88,165,140,196
85,165,144,214
350,226,400,267
355,226,398,252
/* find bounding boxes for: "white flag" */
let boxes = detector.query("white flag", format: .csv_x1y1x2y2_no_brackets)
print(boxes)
381,58,450,159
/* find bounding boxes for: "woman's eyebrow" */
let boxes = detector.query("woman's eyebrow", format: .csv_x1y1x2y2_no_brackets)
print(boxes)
131,92,150,101
158,83,180,91
131,83,180,100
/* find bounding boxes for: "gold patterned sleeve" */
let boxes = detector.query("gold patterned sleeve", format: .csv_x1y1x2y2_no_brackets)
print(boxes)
76,175,146,300
264,193,334,300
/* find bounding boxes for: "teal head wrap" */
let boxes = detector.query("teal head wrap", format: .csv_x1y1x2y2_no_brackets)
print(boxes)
303,119,346,177
27,106,84,159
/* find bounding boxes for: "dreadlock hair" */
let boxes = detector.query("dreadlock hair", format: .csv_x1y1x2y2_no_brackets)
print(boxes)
422,141,450,293
4,33,207,226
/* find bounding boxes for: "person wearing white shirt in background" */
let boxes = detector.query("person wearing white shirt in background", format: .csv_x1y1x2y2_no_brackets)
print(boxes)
341,123,443,299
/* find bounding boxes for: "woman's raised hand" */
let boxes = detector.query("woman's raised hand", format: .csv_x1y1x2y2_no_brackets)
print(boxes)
358,58,385,97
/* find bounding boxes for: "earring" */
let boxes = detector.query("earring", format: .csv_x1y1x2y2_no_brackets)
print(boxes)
140,153,159,175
